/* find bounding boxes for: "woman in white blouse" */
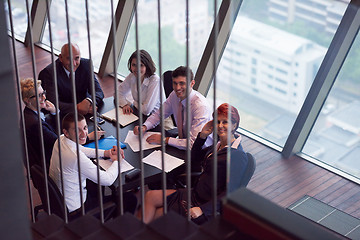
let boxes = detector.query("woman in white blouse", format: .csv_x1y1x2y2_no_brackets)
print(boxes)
118,50,164,116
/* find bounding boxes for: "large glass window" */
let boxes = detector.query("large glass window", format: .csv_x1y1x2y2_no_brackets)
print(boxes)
117,0,214,77
303,31,360,179
5,0,31,39
42,0,114,69
208,0,347,148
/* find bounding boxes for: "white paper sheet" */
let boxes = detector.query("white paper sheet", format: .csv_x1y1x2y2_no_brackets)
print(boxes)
101,107,138,127
125,130,161,152
96,159,134,173
142,150,184,173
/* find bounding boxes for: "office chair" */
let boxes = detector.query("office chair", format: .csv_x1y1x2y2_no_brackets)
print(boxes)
30,164,67,220
163,70,173,98
30,164,116,222
177,152,256,224
162,70,178,133
239,152,256,188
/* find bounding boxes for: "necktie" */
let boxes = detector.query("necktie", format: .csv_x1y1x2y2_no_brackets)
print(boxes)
177,101,184,139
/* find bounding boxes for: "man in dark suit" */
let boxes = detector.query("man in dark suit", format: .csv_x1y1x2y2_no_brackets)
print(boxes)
38,43,104,118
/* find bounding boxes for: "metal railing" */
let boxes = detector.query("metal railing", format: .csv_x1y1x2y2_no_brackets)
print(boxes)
7,0,236,226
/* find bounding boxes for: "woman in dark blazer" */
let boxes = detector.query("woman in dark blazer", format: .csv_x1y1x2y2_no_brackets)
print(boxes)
142,103,248,223
21,78,58,172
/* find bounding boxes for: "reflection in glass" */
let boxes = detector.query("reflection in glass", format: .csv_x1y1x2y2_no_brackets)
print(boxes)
208,0,346,148
5,0,31,39
303,32,360,179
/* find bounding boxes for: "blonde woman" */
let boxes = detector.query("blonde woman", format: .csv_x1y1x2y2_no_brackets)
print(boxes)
21,78,58,171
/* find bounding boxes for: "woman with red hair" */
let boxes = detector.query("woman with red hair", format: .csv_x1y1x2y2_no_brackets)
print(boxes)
142,103,248,224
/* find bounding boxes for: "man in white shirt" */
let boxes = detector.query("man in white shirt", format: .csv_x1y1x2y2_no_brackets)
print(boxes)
133,66,212,150
49,112,124,213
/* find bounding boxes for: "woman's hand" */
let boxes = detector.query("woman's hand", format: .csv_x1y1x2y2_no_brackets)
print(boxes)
88,130,105,141
200,120,214,139
44,100,56,114
122,104,133,115
189,207,203,219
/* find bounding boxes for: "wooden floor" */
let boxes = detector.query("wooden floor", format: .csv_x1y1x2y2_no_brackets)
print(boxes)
13,39,360,220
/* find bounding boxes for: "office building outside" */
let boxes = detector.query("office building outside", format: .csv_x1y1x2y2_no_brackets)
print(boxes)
268,0,348,34
218,16,326,114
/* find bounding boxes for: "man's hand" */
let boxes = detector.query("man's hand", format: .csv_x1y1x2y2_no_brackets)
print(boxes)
189,207,203,219
105,146,125,161
133,125,147,135
89,104,97,114
146,134,162,145
44,100,56,114
122,104,133,115
77,99,92,115
200,120,214,139
88,130,105,141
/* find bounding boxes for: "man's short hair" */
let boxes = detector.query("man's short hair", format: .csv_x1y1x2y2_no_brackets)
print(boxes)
172,66,194,81
20,78,41,100
62,112,85,131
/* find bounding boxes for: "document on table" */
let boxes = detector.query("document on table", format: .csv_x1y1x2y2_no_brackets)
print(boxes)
125,130,161,152
94,158,134,173
142,150,184,173
101,107,138,127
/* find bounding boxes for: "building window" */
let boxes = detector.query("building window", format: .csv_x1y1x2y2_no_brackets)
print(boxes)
209,0,340,148
303,30,360,180
5,0,31,39
251,68,257,75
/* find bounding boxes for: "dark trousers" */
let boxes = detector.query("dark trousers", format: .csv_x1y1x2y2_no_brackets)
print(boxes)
69,180,137,221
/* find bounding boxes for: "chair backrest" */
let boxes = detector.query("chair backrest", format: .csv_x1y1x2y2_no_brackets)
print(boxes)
163,70,173,98
239,152,256,188
162,70,177,127
30,164,67,219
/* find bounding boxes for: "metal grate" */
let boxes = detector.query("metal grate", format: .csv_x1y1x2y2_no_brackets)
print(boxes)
288,195,360,239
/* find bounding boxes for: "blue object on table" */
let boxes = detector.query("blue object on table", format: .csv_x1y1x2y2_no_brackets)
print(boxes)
84,135,126,149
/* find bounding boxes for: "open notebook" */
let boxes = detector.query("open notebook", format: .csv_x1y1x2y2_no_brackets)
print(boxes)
93,158,134,173
142,150,184,173
101,107,138,127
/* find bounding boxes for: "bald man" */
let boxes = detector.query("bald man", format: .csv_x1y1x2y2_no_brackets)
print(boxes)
39,43,104,118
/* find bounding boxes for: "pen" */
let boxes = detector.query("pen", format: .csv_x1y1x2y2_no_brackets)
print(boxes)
97,125,103,131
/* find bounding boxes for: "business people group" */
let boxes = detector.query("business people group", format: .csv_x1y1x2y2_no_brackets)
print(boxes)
22,44,247,223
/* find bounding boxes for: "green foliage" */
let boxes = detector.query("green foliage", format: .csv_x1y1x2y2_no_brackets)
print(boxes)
338,38,360,86
118,23,185,76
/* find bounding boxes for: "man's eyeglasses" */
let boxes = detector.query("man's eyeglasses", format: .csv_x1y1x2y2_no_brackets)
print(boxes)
30,90,46,99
